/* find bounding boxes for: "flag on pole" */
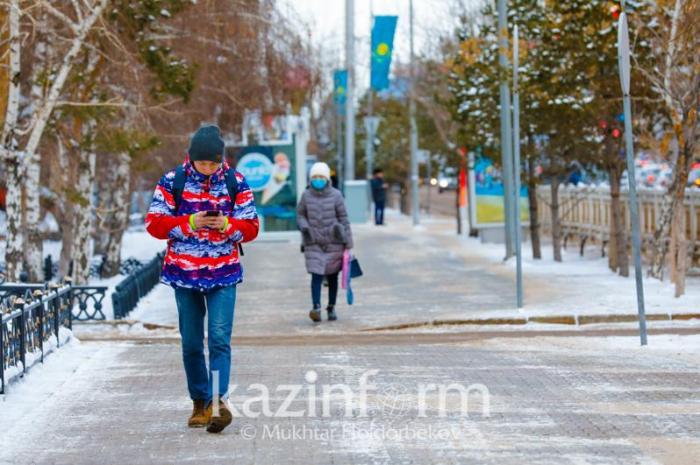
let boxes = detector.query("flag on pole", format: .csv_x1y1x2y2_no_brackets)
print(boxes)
371,15,398,91
333,69,348,114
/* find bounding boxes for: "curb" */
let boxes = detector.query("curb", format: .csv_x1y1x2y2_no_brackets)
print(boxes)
362,313,700,332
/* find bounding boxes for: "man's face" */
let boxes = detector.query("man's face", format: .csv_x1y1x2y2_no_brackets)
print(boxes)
376,171,384,179
193,160,221,176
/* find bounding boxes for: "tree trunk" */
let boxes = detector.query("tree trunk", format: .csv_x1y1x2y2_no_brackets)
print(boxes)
527,174,541,259
71,127,97,285
1,0,22,282
55,138,74,280
609,167,629,277
649,152,690,279
669,196,687,297
23,8,48,282
3,155,24,281
24,149,43,281
102,152,131,277
550,179,562,262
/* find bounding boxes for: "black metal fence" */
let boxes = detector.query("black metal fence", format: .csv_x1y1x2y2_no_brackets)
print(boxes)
1,251,163,393
112,252,165,320
1,284,74,394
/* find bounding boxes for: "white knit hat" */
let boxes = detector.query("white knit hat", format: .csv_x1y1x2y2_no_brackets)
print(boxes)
309,162,331,180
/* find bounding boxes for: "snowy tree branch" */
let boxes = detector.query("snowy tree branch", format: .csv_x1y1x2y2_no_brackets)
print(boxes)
43,2,80,35
23,0,110,165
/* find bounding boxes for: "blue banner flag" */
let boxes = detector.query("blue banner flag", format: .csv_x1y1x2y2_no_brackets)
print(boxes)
371,15,398,91
333,69,348,114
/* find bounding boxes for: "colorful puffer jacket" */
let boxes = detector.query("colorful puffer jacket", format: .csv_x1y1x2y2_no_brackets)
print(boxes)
145,160,259,291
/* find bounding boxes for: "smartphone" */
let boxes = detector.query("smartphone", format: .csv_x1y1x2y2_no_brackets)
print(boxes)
205,210,221,217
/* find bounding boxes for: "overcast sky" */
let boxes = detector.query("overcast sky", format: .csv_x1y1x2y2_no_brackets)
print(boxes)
279,0,479,95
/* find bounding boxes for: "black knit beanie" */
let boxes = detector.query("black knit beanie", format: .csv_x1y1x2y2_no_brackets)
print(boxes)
188,125,225,162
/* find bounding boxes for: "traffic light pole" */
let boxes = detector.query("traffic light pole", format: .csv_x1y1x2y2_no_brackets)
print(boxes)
618,9,648,346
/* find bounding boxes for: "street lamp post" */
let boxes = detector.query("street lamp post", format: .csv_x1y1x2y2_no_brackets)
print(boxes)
345,0,355,181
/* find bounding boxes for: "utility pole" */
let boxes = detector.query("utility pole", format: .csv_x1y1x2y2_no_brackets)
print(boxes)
497,0,514,257
512,25,523,309
366,0,375,179
409,0,419,225
426,151,432,214
618,6,647,346
345,0,355,181
337,114,344,188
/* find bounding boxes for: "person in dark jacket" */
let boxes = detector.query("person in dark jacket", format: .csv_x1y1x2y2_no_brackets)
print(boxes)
146,125,259,434
370,168,388,225
297,162,353,322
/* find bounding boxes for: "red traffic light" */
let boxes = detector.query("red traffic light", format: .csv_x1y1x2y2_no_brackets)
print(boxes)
611,5,621,20
612,128,622,138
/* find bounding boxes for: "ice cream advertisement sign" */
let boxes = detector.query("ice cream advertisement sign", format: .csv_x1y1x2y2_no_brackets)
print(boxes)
232,143,298,232
237,152,273,192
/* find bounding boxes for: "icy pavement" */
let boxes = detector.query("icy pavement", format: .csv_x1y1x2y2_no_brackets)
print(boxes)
1,334,699,464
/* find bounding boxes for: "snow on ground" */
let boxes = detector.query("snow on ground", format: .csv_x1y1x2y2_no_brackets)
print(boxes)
118,227,165,262
390,211,700,319
0,338,124,417
465,234,700,317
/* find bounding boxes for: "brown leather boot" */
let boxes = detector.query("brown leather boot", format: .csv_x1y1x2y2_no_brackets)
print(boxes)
187,399,210,428
206,398,233,433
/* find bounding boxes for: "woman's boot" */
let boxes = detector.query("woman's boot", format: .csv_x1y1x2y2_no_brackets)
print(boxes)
309,304,322,322
327,305,337,321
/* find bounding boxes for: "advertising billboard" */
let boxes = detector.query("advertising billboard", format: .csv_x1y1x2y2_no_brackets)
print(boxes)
232,141,298,232
468,156,529,227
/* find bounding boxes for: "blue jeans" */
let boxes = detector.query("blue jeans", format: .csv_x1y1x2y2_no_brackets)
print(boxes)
311,272,339,307
174,285,236,403
374,200,385,225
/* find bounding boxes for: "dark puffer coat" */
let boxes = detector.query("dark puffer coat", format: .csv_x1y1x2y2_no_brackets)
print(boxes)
296,185,354,275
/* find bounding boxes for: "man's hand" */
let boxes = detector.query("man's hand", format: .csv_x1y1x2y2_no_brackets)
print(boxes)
207,215,228,231
191,212,227,230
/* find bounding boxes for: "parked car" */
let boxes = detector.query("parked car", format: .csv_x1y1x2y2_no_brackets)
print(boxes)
688,167,700,189
639,164,662,188
654,168,673,189
437,173,458,193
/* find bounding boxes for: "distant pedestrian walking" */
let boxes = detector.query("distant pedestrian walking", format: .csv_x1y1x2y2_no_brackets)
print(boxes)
370,168,388,225
297,162,354,323
145,125,259,434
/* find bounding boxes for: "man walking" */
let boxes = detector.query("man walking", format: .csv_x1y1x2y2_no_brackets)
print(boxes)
370,168,388,225
146,125,259,433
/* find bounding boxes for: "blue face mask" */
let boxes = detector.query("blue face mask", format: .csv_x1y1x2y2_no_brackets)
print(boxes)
311,178,327,190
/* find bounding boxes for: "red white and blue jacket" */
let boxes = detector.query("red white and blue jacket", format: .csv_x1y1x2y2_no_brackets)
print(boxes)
145,159,259,291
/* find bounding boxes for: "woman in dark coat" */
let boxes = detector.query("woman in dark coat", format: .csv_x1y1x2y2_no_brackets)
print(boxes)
297,162,354,322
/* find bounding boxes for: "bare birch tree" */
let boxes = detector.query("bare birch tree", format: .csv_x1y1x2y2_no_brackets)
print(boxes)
640,0,700,297
0,0,109,282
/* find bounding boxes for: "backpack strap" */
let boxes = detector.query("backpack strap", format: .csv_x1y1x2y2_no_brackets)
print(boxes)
224,167,239,204
224,167,244,256
172,165,186,215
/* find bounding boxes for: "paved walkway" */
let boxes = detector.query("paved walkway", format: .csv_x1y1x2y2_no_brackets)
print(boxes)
2,336,700,464
3,214,700,464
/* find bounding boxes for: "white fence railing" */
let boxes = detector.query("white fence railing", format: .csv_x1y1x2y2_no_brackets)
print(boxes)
536,185,700,259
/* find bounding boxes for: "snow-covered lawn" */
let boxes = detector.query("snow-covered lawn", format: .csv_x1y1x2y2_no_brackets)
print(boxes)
399,212,700,319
